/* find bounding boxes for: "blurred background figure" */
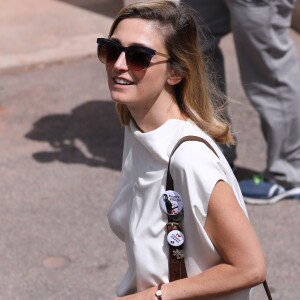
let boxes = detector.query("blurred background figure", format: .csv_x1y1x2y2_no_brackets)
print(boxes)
184,0,300,205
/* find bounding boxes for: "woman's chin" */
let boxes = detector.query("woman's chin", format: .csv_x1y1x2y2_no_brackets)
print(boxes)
110,93,133,105
111,97,128,105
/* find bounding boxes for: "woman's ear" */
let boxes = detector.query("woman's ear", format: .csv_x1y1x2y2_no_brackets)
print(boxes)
167,68,183,86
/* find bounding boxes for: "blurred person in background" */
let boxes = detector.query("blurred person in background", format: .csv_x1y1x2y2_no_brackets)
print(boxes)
184,0,300,204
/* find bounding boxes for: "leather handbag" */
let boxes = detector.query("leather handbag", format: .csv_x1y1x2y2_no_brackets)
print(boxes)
165,135,273,300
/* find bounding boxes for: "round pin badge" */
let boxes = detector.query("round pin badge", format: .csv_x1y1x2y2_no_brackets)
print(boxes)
159,190,183,216
167,229,185,247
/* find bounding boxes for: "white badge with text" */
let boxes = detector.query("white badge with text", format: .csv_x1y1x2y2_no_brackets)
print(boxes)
159,190,183,216
167,229,185,247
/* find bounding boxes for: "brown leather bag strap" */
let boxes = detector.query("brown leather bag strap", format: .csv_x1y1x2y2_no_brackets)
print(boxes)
166,136,273,299
166,222,187,282
167,136,218,282
166,135,218,191
263,280,273,300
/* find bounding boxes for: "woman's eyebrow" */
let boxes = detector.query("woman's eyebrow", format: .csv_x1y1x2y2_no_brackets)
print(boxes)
110,37,121,44
110,37,151,48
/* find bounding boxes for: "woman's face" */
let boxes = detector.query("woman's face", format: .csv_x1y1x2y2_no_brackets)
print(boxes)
105,18,173,110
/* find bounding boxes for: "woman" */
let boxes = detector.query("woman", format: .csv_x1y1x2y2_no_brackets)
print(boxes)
97,1,267,299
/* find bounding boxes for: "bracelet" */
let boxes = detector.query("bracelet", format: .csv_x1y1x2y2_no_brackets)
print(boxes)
155,284,163,300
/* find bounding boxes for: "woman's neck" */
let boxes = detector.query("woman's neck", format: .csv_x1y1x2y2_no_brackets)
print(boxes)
128,95,185,133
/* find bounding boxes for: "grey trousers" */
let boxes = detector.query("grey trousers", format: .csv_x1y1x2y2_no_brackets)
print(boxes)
185,0,300,187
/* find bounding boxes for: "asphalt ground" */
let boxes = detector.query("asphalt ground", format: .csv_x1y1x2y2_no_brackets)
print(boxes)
1,1,300,299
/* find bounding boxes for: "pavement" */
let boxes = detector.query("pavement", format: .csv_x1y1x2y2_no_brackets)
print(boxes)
0,0,123,72
1,1,300,300
0,0,300,73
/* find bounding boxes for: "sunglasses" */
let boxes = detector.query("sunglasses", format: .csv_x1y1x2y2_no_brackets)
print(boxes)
97,38,170,71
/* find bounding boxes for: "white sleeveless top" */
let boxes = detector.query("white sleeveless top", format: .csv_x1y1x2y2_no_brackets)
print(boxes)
108,119,251,299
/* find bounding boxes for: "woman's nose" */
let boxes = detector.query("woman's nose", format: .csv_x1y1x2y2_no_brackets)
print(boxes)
113,51,128,70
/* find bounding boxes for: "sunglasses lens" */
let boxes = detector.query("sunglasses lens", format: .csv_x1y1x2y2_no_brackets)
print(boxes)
126,47,152,70
98,40,120,64
97,39,154,71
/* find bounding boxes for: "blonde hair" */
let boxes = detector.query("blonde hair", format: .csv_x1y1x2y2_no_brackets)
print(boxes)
109,0,233,144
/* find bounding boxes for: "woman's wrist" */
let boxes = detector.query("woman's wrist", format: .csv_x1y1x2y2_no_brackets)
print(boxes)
154,284,163,300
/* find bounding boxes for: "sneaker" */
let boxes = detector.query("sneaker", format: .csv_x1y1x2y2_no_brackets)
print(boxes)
239,175,300,205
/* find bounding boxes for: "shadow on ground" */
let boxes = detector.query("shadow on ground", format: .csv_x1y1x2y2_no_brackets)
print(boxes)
57,0,123,18
25,100,124,170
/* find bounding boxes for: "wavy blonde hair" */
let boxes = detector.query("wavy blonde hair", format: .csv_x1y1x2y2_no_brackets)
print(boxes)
108,0,233,144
